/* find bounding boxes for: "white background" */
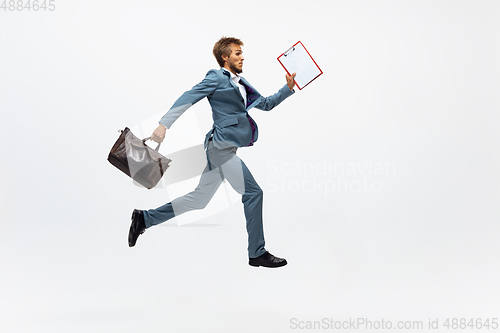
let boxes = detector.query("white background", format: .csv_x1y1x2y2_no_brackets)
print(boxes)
1,1,499,332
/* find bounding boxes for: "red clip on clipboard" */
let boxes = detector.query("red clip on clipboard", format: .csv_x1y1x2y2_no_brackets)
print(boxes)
277,41,323,90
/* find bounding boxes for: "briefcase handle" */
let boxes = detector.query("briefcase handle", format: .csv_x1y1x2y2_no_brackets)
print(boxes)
142,137,161,152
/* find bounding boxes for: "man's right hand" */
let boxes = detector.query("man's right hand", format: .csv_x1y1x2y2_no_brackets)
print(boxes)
151,124,167,143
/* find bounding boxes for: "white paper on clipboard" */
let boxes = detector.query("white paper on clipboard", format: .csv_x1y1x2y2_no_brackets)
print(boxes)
278,41,322,90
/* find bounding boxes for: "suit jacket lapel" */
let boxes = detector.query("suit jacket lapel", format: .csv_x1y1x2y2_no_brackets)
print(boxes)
222,68,243,101
239,77,261,110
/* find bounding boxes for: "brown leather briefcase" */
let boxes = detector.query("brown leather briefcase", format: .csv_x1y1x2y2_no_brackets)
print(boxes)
108,127,171,189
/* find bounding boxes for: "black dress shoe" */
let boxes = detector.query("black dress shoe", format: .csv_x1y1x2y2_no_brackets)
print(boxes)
249,251,287,268
128,209,146,247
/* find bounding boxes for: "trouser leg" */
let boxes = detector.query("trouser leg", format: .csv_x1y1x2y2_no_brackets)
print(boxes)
143,163,224,228
217,151,266,258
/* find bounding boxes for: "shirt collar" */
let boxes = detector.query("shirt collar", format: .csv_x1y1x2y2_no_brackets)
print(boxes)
222,67,240,83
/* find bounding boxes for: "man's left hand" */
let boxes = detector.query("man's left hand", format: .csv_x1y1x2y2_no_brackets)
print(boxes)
286,72,296,91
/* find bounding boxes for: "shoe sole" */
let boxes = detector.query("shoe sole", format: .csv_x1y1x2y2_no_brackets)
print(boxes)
249,261,287,268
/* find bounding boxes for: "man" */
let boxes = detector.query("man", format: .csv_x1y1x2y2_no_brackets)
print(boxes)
128,37,296,268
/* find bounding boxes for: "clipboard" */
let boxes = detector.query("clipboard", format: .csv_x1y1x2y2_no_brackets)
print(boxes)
277,41,323,90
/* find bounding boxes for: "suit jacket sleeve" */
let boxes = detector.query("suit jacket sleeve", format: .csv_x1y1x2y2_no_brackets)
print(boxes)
254,84,294,111
159,70,219,129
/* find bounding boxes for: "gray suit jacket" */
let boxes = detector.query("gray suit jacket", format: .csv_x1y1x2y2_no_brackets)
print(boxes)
159,68,294,149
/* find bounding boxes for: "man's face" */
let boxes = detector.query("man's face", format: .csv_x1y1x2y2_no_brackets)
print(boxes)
223,44,244,74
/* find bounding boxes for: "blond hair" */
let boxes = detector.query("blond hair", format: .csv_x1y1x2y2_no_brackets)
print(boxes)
213,37,244,67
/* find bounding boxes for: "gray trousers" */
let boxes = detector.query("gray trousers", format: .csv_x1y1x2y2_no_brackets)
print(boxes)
143,140,266,258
